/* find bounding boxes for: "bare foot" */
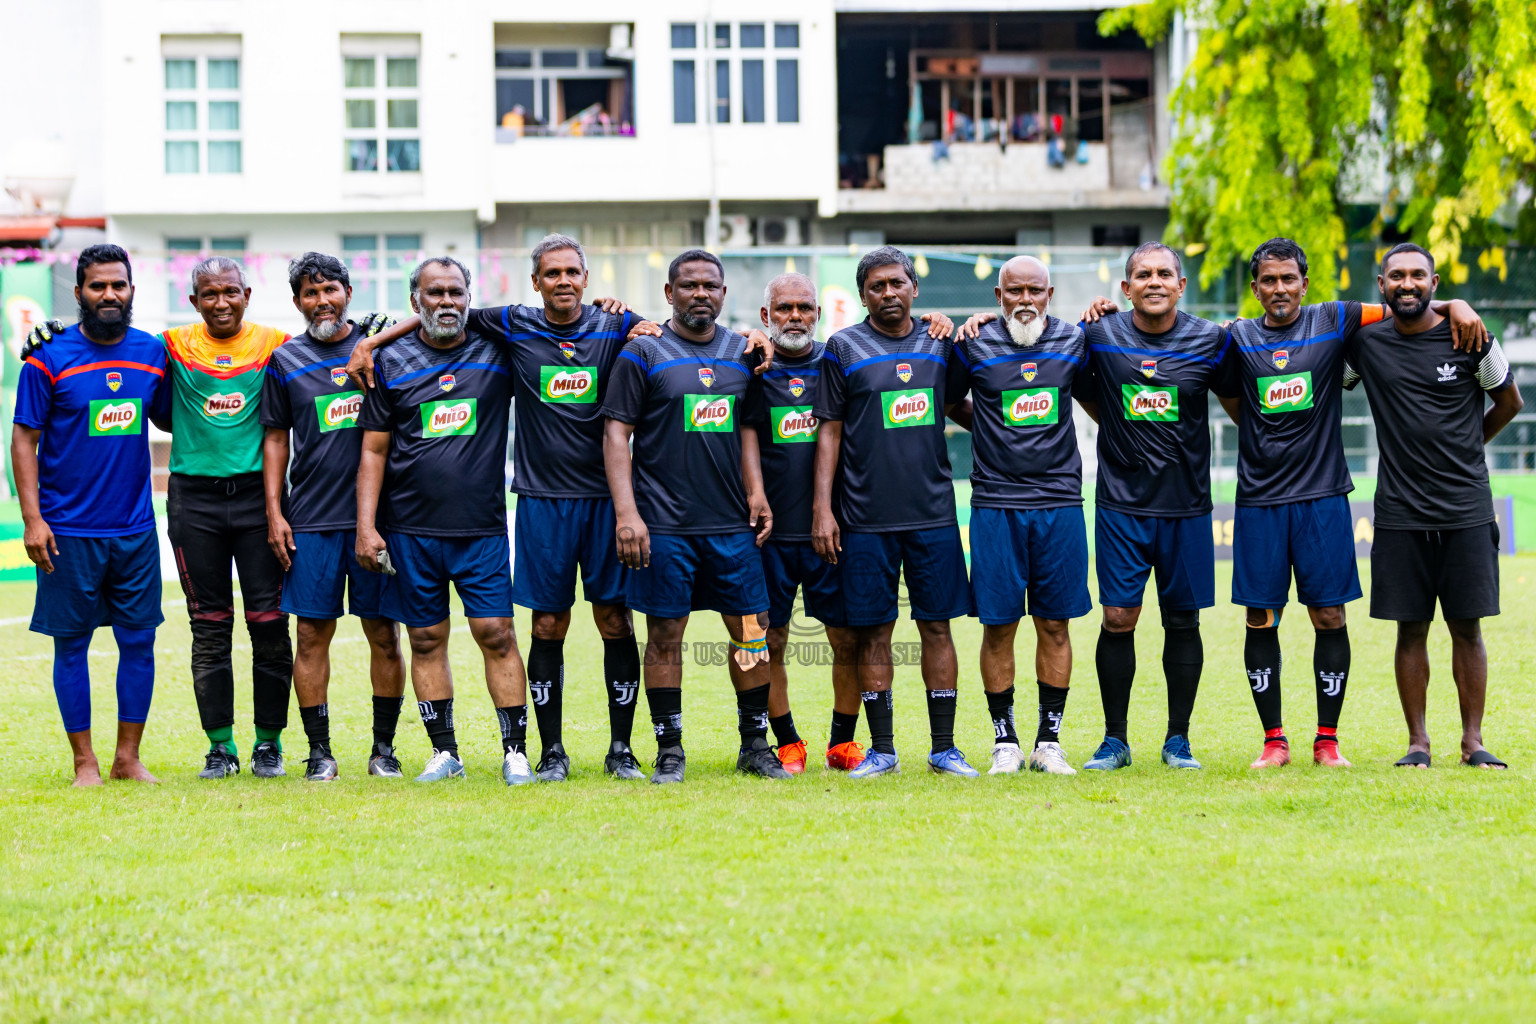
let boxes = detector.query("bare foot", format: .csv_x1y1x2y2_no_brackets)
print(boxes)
1461,745,1508,770
110,757,160,783
72,760,104,787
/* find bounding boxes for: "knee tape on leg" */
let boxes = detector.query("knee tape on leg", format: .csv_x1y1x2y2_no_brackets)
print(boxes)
731,618,769,670
1160,608,1200,631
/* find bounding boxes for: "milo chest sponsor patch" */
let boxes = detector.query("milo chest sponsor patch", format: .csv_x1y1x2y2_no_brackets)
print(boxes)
1256,371,1314,413
1001,387,1058,426
771,405,818,442
1122,384,1179,421
540,365,598,404
203,392,246,418
89,398,143,436
881,388,935,428
684,394,735,432
421,399,478,437
315,391,364,432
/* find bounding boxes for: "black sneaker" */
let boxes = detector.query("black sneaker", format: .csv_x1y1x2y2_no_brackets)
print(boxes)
604,741,645,780
304,746,338,782
650,745,686,785
535,743,570,783
737,736,792,779
251,740,287,779
198,742,240,780
368,744,404,778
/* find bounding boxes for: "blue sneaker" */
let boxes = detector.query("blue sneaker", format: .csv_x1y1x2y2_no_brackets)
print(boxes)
927,746,980,777
1161,735,1203,769
415,748,465,782
849,749,900,778
1082,736,1132,771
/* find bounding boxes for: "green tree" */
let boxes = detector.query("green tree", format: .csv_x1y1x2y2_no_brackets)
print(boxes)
1102,0,1536,308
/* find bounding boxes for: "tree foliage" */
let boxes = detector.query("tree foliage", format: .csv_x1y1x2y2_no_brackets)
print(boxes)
1102,0,1536,306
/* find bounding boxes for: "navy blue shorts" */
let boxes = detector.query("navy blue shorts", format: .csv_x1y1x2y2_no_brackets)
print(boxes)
31,529,164,637
379,531,513,628
761,539,845,629
512,495,627,612
281,530,387,620
970,506,1092,624
1232,496,1363,609
840,524,974,627
1095,507,1214,611
625,532,768,619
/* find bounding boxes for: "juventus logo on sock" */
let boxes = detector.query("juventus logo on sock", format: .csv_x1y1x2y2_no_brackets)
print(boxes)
611,681,638,706
1320,672,1346,697
417,701,436,722
1046,710,1064,733
529,682,552,706
317,703,329,718
1247,669,1272,694
653,713,683,737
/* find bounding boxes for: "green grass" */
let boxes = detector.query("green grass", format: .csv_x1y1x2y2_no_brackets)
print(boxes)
4,560,1536,1022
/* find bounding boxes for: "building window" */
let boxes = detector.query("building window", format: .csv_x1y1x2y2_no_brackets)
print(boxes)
163,50,242,175
715,60,731,123
342,233,421,313
343,46,420,173
671,23,696,49
774,23,799,48
495,43,632,136
776,60,800,123
742,60,765,123
705,22,797,125
673,60,696,124
715,24,731,48
740,23,765,49
166,236,246,313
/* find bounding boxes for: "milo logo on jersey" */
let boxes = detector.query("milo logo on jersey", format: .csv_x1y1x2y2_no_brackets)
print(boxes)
203,392,246,417
1001,387,1059,425
1256,371,1314,413
88,399,143,436
881,388,935,428
315,391,364,432
421,399,478,437
1122,384,1179,421
540,365,598,403
684,394,735,432
771,405,818,442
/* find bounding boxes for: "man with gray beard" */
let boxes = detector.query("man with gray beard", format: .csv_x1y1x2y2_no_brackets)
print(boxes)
953,256,1095,775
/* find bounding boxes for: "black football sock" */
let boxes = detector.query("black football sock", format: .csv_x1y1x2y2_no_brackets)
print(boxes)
526,637,564,750
298,702,330,751
646,687,683,749
829,710,859,747
496,704,528,755
419,698,457,756
736,684,771,751
926,688,958,754
1314,625,1350,732
769,712,801,746
1036,681,1068,746
372,695,403,749
603,636,642,744
1096,628,1135,743
1163,624,1204,740
861,690,895,755
986,686,1019,745
1244,624,1284,734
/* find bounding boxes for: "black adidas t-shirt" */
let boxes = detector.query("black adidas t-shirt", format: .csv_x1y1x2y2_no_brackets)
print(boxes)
742,342,824,541
1081,310,1232,517
952,316,1086,509
260,323,370,531
601,323,759,536
465,304,636,499
357,327,514,537
1344,319,1513,530
1219,301,1384,506
814,318,968,532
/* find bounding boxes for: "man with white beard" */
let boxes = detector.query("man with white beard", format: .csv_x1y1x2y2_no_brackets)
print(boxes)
952,256,1093,775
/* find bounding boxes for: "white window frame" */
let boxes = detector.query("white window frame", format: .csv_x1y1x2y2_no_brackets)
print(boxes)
701,22,799,125
341,35,422,175
162,37,243,175
341,233,423,314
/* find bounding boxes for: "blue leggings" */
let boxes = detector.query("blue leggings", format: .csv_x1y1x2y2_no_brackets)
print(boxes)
52,626,156,734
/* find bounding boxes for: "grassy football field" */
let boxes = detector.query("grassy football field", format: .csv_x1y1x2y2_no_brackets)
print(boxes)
2,559,1535,1022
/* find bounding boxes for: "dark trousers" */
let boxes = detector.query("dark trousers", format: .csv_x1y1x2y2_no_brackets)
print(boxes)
168,472,292,733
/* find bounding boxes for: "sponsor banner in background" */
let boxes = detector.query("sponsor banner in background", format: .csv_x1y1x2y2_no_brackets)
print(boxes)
1,264,53,498
1210,499,1516,559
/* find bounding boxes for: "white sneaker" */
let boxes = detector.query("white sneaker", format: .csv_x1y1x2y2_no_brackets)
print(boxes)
1028,741,1077,775
502,749,534,786
415,748,465,782
988,741,1025,775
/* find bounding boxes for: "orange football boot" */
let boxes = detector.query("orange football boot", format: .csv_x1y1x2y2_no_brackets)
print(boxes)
776,740,808,775
1313,737,1353,767
1250,738,1291,769
825,740,866,771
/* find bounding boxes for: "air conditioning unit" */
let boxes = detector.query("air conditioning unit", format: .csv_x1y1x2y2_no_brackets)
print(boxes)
756,217,802,247
718,214,753,247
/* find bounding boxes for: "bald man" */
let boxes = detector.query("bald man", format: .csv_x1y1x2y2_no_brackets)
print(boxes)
955,257,1093,775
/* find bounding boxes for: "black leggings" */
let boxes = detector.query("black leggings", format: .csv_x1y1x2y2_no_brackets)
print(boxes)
167,472,292,733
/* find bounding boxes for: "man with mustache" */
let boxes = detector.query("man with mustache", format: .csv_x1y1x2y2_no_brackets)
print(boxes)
1342,243,1522,769
951,256,1091,776
355,257,533,783
11,246,171,786
1219,238,1487,770
811,246,969,779
601,249,785,784
1076,242,1234,772
259,252,407,781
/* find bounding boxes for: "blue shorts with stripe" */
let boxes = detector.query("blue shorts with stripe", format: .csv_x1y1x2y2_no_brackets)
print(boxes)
1095,507,1214,611
281,530,386,620
31,529,164,637
761,539,845,629
970,506,1092,624
379,531,513,628
512,495,628,612
625,532,769,619
1232,495,1362,609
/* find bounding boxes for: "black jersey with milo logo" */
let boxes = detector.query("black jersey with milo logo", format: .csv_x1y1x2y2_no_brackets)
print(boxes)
1081,309,1232,517
742,341,824,541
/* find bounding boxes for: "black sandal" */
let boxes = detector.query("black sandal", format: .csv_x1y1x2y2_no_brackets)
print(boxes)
1465,750,1508,769
1394,751,1432,768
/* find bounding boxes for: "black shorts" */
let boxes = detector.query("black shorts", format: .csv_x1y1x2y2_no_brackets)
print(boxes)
1370,523,1500,621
